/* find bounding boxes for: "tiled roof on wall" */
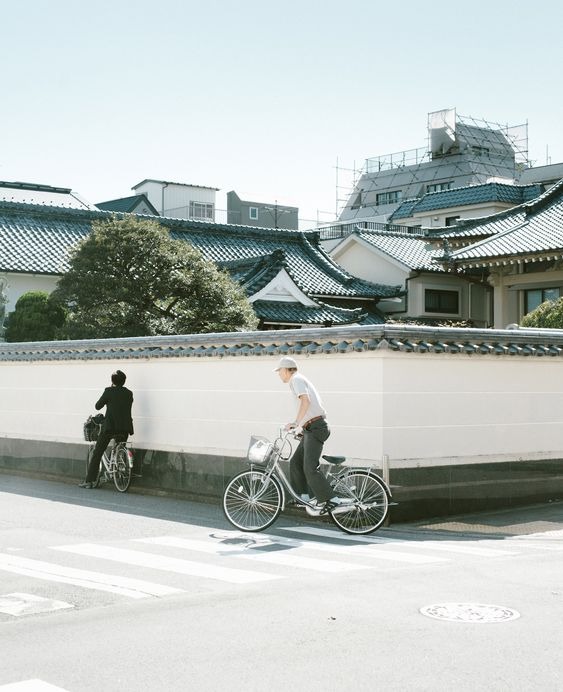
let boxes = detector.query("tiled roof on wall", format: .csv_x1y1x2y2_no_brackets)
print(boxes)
2,324,563,362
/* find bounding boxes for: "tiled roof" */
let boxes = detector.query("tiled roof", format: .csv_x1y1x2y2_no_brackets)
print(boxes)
353,229,443,272
447,178,563,266
389,198,419,220
0,180,93,210
3,324,563,362
0,200,401,304
96,194,158,214
253,300,367,325
390,183,542,221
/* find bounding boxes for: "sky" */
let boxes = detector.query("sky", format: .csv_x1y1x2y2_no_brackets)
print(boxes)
1,0,562,228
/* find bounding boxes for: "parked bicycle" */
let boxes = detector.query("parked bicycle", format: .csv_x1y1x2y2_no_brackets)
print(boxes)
223,430,392,535
83,414,134,493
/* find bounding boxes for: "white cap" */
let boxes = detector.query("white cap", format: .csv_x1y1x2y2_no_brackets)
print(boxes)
274,356,298,371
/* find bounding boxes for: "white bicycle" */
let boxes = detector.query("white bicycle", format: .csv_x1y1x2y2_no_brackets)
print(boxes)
222,430,392,535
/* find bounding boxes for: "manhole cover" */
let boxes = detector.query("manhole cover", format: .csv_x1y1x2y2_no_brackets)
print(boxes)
420,603,520,623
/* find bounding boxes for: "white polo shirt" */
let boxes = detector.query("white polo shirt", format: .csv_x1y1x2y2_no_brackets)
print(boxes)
289,372,326,424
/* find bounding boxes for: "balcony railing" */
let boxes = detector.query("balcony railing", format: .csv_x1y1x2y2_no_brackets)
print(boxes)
318,220,426,241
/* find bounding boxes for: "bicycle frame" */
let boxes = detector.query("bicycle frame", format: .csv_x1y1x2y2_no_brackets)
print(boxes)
249,430,392,511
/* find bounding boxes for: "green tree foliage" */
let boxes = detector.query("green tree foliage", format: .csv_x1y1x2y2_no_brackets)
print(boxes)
5,291,66,342
521,298,563,328
52,216,258,339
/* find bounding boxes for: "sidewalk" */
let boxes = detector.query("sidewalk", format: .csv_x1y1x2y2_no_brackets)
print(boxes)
393,499,563,537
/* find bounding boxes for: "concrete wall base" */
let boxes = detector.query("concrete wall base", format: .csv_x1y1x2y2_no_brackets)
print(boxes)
2,437,562,523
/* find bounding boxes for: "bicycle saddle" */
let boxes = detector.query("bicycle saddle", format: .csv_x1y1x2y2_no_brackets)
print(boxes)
322,455,346,465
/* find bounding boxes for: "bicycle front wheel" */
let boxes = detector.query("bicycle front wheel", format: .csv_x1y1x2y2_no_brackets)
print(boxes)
223,470,282,532
85,446,101,488
329,471,389,535
113,446,132,493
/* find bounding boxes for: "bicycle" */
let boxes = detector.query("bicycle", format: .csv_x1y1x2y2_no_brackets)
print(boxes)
222,430,393,535
83,415,134,493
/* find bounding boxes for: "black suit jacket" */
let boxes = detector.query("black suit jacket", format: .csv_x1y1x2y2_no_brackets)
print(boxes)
95,385,134,435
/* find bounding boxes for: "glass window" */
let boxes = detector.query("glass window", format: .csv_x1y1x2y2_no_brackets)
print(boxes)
189,201,214,220
525,287,560,314
249,207,258,220
427,182,452,193
425,289,459,314
376,190,402,206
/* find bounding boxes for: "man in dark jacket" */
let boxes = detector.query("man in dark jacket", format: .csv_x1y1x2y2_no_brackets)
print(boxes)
80,370,134,488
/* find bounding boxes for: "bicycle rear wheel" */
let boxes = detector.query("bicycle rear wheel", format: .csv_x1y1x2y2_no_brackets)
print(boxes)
113,445,132,493
329,470,389,535
223,470,282,532
85,446,101,488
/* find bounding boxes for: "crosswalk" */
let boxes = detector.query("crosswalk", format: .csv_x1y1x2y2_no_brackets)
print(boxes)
0,524,561,617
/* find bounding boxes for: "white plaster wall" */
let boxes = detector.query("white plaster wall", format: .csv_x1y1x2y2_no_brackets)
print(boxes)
2,273,60,313
332,241,408,286
1,348,562,469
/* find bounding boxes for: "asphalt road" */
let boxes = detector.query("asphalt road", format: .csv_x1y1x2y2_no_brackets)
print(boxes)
1,472,562,692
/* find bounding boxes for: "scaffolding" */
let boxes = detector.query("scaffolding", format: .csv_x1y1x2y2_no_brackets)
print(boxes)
335,108,530,221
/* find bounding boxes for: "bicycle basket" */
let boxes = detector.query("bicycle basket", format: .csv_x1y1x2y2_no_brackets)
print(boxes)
247,436,273,465
83,414,104,442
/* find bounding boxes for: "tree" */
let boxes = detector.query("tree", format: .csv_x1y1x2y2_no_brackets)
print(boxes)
521,298,563,328
5,291,66,342
53,216,258,339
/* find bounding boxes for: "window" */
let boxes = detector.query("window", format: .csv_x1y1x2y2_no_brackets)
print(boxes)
445,215,460,227
525,287,560,314
376,190,402,206
427,182,452,193
425,289,459,314
249,206,258,220
189,201,214,220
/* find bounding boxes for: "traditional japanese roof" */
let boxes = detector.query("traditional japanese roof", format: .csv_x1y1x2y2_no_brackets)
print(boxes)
96,194,159,215
0,200,401,326
3,324,563,362
390,182,542,221
444,178,563,267
252,300,369,326
343,228,443,272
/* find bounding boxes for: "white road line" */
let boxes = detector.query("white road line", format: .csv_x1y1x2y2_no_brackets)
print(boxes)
52,544,280,584
135,536,368,573
276,526,518,556
0,681,69,691
0,553,181,599
138,533,447,566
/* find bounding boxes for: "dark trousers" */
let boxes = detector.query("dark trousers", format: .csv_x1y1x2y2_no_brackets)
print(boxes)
86,431,128,482
289,419,333,503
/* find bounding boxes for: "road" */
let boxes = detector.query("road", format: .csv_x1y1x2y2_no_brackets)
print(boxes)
1,472,562,692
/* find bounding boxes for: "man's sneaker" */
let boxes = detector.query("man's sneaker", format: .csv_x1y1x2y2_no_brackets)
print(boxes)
305,499,323,516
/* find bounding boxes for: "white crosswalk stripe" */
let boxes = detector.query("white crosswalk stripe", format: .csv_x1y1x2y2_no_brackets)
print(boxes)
0,552,183,599
135,536,370,573
2,521,557,616
52,543,281,583
276,525,520,558
0,681,69,691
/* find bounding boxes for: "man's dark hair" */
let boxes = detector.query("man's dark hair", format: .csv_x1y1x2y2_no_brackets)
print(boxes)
111,370,126,386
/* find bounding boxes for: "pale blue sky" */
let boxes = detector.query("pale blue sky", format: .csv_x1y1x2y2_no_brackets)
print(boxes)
1,0,562,226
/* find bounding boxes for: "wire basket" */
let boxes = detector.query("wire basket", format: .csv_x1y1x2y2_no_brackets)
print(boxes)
246,436,274,465
83,414,104,442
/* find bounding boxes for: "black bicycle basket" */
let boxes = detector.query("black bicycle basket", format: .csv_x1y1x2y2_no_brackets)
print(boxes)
83,414,104,442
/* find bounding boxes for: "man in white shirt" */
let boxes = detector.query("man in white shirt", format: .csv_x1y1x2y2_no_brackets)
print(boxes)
275,356,349,514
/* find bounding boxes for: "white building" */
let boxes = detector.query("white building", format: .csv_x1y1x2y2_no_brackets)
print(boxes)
132,178,219,220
